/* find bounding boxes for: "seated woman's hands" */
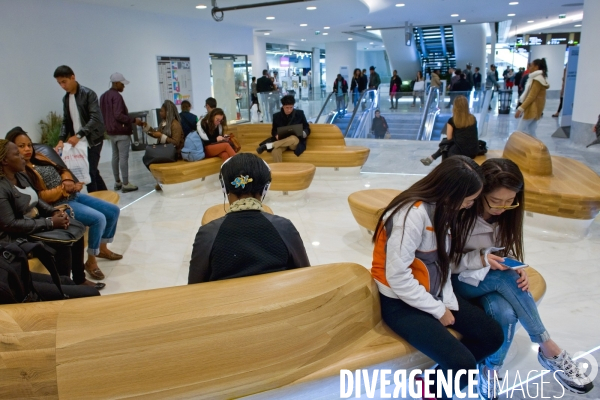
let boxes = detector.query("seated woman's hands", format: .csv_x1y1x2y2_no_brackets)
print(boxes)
51,211,69,229
516,269,529,292
216,135,225,142
482,253,508,270
439,308,455,327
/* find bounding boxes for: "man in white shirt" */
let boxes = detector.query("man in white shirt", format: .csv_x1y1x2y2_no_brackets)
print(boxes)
54,65,107,192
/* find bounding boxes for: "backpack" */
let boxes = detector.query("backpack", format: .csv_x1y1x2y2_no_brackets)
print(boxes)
0,240,66,304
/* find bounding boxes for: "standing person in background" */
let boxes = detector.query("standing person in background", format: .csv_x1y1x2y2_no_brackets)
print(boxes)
412,71,425,108
368,66,381,91
552,67,566,118
446,68,462,109
430,69,442,89
53,65,107,193
179,100,198,138
486,65,500,110
371,110,389,139
251,76,258,104
514,67,524,94
389,70,402,110
473,67,482,96
502,67,510,89
506,69,515,90
333,74,348,115
516,58,549,137
100,72,141,193
350,68,366,107
518,66,530,106
465,64,474,90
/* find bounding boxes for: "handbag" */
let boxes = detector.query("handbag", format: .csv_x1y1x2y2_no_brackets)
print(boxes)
413,81,425,91
29,205,85,245
225,132,242,153
61,137,91,184
143,143,177,169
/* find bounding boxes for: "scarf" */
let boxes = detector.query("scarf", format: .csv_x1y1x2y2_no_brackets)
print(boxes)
228,197,264,213
519,70,549,103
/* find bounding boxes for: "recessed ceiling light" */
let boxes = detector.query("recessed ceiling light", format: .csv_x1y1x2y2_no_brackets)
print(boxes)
396,3,405,6
322,32,328,35
195,5,207,9
301,39,306,41
266,16,275,20
369,42,374,44
348,38,353,40
300,23,307,26
324,26,330,29
509,1,519,4
460,19,466,22
306,6,317,10
264,33,270,35
365,26,372,29
508,13,516,16
527,20,534,23
574,24,582,27
381,45,385,47
451,14,459,17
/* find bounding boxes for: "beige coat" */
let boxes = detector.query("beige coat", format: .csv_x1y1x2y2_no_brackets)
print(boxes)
519,79,548,120
430,72,441,89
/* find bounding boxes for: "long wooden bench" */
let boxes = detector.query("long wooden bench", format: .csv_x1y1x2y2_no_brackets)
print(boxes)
229,123,370,168
348,189,402,233
474,131,600,220
0,262,547,399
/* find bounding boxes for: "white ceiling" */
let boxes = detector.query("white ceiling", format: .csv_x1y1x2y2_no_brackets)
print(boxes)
66,0,585,47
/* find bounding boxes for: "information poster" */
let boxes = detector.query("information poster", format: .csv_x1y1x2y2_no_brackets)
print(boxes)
157,56,193,107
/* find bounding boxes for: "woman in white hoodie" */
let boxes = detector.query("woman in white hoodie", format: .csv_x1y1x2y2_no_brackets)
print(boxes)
372,156,503,400
451,158,593,399
515,59,550,137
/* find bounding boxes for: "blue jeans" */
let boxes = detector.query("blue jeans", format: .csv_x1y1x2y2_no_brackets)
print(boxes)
67,193,120,255
517,118,539,137
452,270,551,369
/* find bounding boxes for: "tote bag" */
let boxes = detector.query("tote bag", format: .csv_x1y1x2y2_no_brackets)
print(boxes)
61,137,91,184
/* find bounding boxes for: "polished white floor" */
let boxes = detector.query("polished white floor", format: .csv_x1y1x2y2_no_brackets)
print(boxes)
94,98,600,399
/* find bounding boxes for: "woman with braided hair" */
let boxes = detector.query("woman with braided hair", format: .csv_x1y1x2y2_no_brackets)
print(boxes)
0,139,102,298
143,100,185,158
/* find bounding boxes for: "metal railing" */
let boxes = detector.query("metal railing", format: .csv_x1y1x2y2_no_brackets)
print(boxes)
416,87,440,141
345,89,379,138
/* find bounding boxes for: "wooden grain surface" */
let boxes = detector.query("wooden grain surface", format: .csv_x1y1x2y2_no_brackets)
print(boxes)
149,158,222,185
1,262,547,399
201,204,274,226
269,163,316,191
348,189,402,232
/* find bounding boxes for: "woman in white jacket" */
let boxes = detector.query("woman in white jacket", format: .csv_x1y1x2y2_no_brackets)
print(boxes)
372,156,503,400
451,158,593,398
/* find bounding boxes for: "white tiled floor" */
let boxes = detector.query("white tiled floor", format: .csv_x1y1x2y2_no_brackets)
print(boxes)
93,97,600,399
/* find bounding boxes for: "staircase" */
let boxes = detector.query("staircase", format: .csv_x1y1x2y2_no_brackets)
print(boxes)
430,113,452,141
384,114,422,140
414,26,456,75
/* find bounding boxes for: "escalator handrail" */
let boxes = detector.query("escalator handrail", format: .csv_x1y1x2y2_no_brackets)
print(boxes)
344,89,378,137
416,87,439,141
314,91,337,123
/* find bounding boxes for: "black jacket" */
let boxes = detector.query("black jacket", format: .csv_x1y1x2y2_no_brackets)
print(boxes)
389,75,402,94
333,78,348,94
350,75,368,92
256,76,275,93
271,109,311,157
0,174,56,243
451,78,472,92
59,83,106,146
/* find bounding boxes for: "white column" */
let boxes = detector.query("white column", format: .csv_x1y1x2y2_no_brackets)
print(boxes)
489,23,496,67
312,47,321,93
248,35,268,78
380,28,420,80
453,24,487,72
325,41,357,88
570,0,600,146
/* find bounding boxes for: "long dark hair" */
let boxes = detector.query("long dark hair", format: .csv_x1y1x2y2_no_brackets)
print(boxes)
201,108,228,137
5,131,68,191
373,156,484,286
531,58,548,78
472,158,525,261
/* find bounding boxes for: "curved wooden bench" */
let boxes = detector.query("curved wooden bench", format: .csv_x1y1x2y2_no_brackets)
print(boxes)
28,190,121,275
230,124,370,169
269,162,316,192
348,189,402,233
0,262,546,399
201,203,274,225
475,131,600,220
149,158,222,186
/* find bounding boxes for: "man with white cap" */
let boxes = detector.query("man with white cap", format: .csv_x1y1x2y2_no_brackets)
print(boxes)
100,72,142,193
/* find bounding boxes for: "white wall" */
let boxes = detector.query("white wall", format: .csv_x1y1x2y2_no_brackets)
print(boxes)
529,44,567,94
248,35,268,78
380,28,420,80
453,24,487,71
0,0,253,141
573,0,600,124
325,41,357,88
357,50,391,78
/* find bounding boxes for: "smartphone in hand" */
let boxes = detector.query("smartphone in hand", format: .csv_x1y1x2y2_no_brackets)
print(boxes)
500,257,528,270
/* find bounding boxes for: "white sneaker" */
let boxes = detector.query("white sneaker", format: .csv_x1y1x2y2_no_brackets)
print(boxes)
114,181,122,190
478,364,500,400
121,183,138,193
537,349,594,394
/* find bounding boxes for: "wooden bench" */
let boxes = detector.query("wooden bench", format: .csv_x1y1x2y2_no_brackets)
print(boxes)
28,190,120,274
269,163,316,193
0,262,546,399
475,131,600,220
201,203,274,225
149,157,222,194
229,123,370,169
348,189,402,233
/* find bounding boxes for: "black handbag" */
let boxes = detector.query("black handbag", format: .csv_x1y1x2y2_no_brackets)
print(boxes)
143,143,177,169
29,204,85,245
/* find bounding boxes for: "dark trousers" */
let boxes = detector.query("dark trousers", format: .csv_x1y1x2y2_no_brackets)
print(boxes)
87,141,107,193
50,237,86,284
380,293,504,400
32,272,99,299
556,97,563,114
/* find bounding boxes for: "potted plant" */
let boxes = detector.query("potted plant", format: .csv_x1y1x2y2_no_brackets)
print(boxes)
39,111,62,147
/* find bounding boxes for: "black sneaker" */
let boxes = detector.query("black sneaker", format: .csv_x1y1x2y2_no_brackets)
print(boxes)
537,349,594,394
256,144,267,154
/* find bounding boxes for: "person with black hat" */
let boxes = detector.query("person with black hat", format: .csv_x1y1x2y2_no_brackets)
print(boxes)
368,66,381,90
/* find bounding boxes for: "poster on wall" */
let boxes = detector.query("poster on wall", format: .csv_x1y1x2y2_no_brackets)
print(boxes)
157,56,193,108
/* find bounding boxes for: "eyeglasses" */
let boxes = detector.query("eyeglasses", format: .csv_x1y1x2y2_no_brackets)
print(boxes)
483,196,520,210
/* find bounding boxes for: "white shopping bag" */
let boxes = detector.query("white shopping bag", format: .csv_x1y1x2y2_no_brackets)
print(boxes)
61,137,91,184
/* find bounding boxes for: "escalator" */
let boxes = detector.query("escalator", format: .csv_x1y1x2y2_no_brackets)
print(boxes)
414,25,456,75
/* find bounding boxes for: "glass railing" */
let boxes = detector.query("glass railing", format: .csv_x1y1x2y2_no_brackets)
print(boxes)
345,89,379,138
416,87,440,141
257,92,283,123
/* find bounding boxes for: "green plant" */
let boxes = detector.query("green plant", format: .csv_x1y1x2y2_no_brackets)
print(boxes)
39,111,63,147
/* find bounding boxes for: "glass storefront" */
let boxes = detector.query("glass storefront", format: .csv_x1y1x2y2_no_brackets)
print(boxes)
209,54,251,124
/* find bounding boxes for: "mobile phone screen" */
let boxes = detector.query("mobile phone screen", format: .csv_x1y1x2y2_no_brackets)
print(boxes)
501,257,528,269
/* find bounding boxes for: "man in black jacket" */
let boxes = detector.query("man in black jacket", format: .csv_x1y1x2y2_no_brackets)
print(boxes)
54,65,107,192
256,95,310,163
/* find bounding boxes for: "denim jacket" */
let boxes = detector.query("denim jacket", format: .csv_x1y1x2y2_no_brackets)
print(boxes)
181,131,206,162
